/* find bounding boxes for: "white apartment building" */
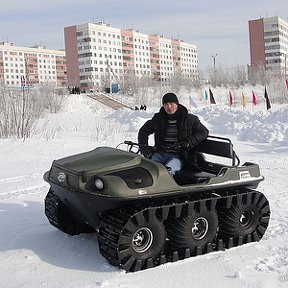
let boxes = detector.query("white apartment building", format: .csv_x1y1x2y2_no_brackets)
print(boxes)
133,31,151,77
0,42,67,87
159,36,174,81
264,16,288,74
180,42,199,79
64,22,199,91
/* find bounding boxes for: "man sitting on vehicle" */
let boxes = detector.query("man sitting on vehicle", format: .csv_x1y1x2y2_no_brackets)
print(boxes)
138,92,209,175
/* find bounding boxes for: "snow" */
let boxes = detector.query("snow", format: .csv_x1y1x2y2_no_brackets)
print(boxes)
0,89,288,288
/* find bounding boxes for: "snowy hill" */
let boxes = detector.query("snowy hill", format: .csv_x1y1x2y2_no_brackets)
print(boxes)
0,93,287,288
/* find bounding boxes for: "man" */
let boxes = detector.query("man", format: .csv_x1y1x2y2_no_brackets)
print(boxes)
138,92,209,175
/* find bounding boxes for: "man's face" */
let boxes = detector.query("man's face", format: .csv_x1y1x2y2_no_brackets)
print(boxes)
163,102,178,114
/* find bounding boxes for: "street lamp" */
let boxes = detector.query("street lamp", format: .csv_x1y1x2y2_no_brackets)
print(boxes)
212,54,218,71
285,53,287,78
212,54,218,87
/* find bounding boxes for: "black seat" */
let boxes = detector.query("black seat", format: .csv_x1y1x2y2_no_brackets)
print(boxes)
174,136,239,185
174,169,216,185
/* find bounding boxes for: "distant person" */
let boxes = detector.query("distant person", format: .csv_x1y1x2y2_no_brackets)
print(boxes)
138,92,209,175
140,104,147,111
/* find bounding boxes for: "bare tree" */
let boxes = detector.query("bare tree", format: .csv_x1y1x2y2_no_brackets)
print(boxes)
0,83,68,139
231,65,247,87
121,73,138,96
267,75,288,104
36,82,68,113
170,73,182,93
248,64,272,86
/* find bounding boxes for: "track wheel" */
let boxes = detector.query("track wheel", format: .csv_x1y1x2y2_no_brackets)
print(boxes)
117,210,166,271
218,192,270,241
166,206,218,252
45,189,93,236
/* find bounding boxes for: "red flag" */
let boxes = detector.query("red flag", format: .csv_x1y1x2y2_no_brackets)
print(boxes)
286,79,288,91
229,91,233,106
264,87,271,110
252,91,257,105
209,88,216,104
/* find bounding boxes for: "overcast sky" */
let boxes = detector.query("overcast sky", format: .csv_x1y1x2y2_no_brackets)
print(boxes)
1,0,288,71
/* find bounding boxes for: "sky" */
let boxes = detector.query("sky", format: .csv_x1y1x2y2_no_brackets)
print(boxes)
1,0,288,71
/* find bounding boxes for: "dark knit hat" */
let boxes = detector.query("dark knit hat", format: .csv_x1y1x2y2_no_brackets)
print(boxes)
162,93,179,105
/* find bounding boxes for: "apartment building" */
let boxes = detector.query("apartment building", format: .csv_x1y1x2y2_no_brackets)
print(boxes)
249,16,288,76
0,42,67,87
64,22,199,91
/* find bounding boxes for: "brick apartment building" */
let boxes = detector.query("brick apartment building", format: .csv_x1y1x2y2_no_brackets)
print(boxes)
64,22,199,91
0,42,67,87
249,16,288,76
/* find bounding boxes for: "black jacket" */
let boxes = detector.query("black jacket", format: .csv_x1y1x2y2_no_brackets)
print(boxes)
138,104,209,164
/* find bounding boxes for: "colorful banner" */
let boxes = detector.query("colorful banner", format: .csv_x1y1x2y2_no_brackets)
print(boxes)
241,92,247,109
189,95,198,108
209,88,216,104
264,87,271,110
252,91,257,105
229,91,233,106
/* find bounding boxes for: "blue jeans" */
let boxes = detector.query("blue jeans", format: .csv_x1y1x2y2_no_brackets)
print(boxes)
152,152,183,175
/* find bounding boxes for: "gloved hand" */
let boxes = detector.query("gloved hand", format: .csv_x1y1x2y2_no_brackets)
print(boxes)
140,146,153,158
175,140,190,151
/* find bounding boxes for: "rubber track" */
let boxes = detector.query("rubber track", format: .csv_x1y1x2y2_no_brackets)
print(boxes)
97,189,270,272
45,191,60,229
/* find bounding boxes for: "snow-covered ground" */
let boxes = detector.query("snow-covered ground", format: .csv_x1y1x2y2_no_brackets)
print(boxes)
0,91,288,288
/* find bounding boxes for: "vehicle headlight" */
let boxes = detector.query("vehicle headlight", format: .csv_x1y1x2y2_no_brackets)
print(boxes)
94,178,104,190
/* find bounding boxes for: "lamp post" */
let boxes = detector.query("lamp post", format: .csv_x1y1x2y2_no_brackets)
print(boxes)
212,54,218,86
285,53,287,78
212,54,218,71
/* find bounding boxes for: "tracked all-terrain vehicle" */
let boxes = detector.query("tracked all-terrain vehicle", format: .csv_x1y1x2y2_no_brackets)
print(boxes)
44,136,270,272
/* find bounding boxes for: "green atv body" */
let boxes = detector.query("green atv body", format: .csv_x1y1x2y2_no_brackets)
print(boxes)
44,136,270,272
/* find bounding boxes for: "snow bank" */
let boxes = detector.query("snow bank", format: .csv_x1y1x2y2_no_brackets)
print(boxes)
0,92,288,288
